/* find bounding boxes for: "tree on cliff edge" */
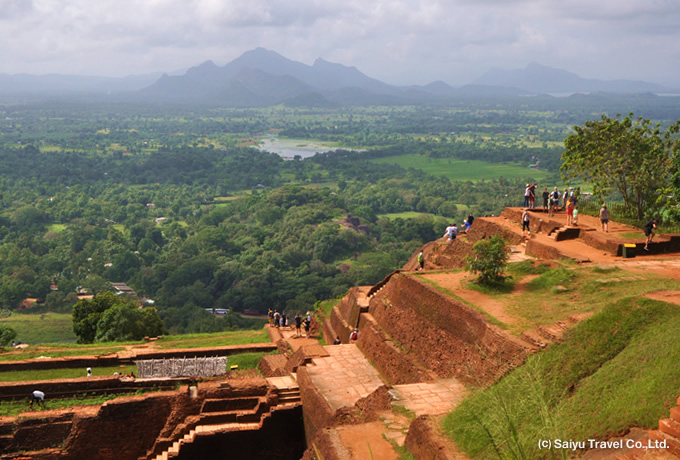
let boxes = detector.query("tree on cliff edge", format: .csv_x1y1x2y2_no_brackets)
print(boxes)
562,113,678,220
465,235,508,285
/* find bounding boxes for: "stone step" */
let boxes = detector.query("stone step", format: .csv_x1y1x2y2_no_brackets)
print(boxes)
648,430,680,455
671,406,680,423
660,418,680,439
520,330,548,348
536,323,568,342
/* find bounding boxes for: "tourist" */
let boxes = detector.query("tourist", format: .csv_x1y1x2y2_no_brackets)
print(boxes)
521,208,530,236
87,367,92,377
542,187,550,212
294,313,302,337
562,188,569,209
549,187,560,217
268,309,274,327
417,251,424,271
467,213,474,227
349,328,359,342
303,315,311,338
273,310,281,328
573,205,579,226
444,224,456,241
30,390,45,409
529,183,537,208
644,219,658,251
566,197,575,226
523,184,531,207
599,204,610,232
333,336,341,345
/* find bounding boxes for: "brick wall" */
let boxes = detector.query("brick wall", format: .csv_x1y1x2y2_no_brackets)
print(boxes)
368,274,529,385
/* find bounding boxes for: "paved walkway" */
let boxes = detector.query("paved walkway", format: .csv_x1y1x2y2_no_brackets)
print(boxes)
390,378,467,417
306,344,385,410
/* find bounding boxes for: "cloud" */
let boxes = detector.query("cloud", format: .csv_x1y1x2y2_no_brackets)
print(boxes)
0,0,678,86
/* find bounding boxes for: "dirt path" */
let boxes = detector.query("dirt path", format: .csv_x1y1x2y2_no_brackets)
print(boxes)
336,420,400,460
277,327,320,352
643,290,680,305
419,272,518,325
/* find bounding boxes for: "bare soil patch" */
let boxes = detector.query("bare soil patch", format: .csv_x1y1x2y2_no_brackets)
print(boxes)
335,420,399,460
643,290,680,306
419,272,518,325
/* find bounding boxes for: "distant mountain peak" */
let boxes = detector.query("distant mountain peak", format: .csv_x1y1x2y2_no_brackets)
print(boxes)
474,63,664,94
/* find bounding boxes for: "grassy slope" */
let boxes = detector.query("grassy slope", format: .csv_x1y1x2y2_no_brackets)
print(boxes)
1,313,77,344
443,296,680,459
371,154,551,182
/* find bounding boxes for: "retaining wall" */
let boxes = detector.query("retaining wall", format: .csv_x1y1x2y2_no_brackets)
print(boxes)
0,343,277,372
368,274,530,385
0,376,186,401
356,314,435,384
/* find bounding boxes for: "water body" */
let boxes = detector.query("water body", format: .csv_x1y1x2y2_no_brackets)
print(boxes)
254,137,353,159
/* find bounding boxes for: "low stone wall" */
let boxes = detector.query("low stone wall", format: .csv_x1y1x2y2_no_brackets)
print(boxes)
356,314,435,384
369,274,529,385
0,376,187,401
297,366,336,444
525,238,561,260
336,286,369,330
3,413,75,454
404,416,457,460
63,393,174,460
257,354,288,377
328,304,354,344
468,216,525,245
0,343,277,372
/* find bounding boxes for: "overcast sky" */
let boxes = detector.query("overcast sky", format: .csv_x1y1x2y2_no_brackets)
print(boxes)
1,0,679,87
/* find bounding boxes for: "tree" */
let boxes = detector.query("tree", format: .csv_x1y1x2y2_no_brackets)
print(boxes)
0,325,17,347
465,235,508,285
72,291,118,343
562,113,676,220
73,291,166,343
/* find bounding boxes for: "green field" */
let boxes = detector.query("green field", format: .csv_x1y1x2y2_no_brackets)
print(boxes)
154,330,269,349
1,313,77,344
372,154,552,182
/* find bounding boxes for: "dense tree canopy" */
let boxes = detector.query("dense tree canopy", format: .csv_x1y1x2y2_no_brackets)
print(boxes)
562,113,679,220
72,292,166,343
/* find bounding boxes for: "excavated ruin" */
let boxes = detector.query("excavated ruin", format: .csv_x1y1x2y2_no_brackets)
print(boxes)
3,209,680,459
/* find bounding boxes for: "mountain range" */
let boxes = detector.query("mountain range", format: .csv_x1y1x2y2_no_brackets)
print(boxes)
0,48,675,106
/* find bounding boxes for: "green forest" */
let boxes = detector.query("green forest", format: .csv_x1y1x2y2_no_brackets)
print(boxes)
1,101,678,336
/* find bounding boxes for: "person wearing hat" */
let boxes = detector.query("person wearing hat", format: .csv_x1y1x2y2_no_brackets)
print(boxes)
524,184,531,208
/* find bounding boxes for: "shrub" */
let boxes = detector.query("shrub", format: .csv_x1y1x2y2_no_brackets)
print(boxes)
465,235,508,285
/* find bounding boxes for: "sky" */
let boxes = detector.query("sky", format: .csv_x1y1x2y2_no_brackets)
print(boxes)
1,0,679,87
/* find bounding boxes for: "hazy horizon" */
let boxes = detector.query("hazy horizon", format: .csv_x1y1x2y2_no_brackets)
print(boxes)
1,1,679,87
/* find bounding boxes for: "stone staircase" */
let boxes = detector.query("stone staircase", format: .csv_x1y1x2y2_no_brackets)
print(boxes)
547,225,581,241
145,379,300,460
274,385,301,405
520,313,594,349
646,398,680,458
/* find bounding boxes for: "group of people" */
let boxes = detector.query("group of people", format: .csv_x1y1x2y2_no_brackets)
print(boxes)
268,309,312,338
444,213,475,242
524,184,661,251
